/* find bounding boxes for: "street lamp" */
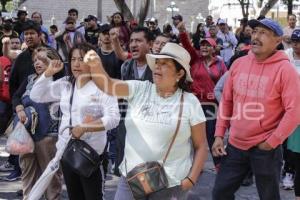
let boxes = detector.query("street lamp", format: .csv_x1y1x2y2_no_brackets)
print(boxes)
166,1,179,17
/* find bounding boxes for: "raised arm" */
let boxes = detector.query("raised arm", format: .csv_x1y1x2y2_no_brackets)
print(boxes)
84,50,129,97
2,37,22,61
110,28,129,61
30,60,66,103
2,37,10,58
177,22,199,65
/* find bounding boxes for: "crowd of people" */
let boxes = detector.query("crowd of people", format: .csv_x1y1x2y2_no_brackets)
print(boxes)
0,6,299,200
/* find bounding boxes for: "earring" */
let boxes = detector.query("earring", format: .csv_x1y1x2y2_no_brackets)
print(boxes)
176,79,179,83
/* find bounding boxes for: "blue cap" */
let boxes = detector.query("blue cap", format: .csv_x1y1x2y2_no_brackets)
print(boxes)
248,18,283,36
291,29,300,41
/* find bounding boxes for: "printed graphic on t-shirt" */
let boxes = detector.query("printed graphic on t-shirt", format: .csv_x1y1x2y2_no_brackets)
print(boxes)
235,73,269,98
136,100,175,125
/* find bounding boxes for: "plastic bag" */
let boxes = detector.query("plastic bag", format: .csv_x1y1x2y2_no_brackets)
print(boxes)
80,104,103,123
6,122,35,155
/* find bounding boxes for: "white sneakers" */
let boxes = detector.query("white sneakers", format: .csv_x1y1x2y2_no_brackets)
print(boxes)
282,172,294,190
0,161,14,172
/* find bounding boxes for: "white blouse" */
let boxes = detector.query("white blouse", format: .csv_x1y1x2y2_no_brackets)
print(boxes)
30,73,120,154
120,80,206,187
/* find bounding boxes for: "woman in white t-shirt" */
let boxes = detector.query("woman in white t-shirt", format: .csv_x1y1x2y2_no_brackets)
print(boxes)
30,43,120,200
82,42,208,199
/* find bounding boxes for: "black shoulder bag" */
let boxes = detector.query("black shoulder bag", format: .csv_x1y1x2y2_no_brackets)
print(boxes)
126,93,184,199
61,81,103,178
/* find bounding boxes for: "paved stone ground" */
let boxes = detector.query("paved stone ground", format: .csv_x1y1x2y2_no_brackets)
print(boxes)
0,135,295,200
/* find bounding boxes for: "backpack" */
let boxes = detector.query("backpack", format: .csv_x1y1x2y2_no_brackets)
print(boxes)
0,56,12,102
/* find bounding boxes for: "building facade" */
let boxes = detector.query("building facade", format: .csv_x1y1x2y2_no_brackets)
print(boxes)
19,0,208,32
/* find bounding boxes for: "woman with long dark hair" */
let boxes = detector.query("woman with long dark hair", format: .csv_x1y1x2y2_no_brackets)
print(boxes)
30,43,120,200
111,12,131,50
192,23,206,50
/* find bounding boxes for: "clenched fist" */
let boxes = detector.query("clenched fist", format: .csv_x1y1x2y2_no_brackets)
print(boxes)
2,37,10,45
83,50,101,68
44,59,64,77
109,28,119,41
177,21,186,33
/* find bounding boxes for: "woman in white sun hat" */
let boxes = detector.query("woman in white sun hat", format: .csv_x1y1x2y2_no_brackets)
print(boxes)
82,42,208,199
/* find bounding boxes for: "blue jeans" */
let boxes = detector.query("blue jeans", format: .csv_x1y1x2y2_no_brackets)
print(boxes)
212,143,283,200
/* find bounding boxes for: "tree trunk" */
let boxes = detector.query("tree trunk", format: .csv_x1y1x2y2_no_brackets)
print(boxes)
259,0,279,16
97,0,102,21
287,0,293,15
245,0,250,19
1,0,9,12
113,0,134,21
137,0,150,26
238,0,250,19
238,0,246,18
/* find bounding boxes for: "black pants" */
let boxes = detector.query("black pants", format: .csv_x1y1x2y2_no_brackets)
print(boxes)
61,162,104,200
115,121,126,176
0,101,12,135
292,152,300,197
202,104,221,166
213,143,282,200
283,140,295,174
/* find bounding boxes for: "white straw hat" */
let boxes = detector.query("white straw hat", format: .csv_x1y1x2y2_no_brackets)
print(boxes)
146,42,193,82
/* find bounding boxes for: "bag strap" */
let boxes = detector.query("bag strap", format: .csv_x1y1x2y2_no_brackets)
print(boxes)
69,81,75,126
206,58,222,84
162,92,184,166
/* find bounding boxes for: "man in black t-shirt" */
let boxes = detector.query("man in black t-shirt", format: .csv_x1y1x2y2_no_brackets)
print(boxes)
85,15,100,47
97,23,123,79
96,23,123,176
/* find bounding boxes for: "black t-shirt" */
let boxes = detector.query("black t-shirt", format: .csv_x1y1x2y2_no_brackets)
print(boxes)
85,26,100,46
97,49,123,79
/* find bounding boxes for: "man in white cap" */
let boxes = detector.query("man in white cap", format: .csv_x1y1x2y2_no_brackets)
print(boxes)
217,19,238,66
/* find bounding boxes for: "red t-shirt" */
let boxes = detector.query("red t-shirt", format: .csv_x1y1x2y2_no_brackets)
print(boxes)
0,56,12,102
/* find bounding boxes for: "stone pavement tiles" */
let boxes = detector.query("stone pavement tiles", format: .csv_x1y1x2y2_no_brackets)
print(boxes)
0,135,295,199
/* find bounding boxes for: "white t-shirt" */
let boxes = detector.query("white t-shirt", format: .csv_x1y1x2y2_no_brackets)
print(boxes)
30,74,120,154
119,80,206,187
137,64,147,79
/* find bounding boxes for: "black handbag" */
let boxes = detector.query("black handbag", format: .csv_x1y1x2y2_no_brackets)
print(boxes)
126,93,184,199
61,81,102,178
62,138,103,178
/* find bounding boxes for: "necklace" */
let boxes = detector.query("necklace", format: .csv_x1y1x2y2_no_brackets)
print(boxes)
100,48,113,55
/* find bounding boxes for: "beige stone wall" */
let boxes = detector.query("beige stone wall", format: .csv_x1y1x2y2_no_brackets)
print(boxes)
20,0,97,29
20,0,208,32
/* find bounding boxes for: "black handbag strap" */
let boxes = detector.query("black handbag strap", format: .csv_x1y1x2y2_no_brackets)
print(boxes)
69,81,75,126
162,92,184,166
